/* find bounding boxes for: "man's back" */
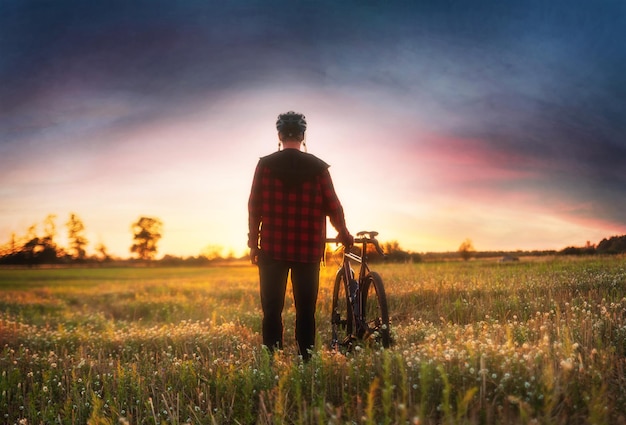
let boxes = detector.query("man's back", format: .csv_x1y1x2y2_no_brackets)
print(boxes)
249,150,333,262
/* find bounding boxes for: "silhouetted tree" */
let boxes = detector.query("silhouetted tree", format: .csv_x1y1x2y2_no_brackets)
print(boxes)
8,233,17,255
202,245,225,261
0,231,28,264
39,214,60,262
20,222,43,263
130,216,163,261
66,213,88,260
2,216,61,265
95,243,111,262
382,240,411,262
0,233,17,258
597,235,626,254
458,238,475,261
361,239,419,263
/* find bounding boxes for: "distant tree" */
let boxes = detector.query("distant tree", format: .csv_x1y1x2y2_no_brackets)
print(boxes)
202,245,225,261
8,232,17,255
22,230,40,263
130,216,163,261
40,214,61,262
0,230,27,264
458,238,475,261
66,213,88,260
381,240,410,262
0,233,17,258
560,246,595,256
43,214,56,242
363,239,419,263
95,243,111,262
596,235,626,254
4,216,62,265
383,240,401,255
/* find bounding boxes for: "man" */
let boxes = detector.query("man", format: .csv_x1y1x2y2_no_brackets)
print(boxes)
248,111,353,361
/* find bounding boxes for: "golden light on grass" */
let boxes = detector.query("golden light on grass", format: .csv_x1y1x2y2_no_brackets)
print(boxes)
1,257,625,423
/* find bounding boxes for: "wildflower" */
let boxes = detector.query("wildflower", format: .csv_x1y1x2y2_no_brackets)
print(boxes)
560,358,574,372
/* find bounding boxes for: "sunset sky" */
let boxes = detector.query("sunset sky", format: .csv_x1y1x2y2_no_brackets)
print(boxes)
1,0,625,258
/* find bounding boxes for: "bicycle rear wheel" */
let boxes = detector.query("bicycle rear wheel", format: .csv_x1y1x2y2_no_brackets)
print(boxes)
331,268,355,350
358,271,391,348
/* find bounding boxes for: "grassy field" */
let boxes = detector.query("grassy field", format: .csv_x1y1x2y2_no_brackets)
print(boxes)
1,256,625,424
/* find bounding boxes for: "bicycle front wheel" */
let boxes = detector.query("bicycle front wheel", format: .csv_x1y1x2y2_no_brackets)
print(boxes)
331,268,354,350
359,271,391,348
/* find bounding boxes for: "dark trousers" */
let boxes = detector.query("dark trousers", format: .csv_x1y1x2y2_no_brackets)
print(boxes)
258,255,319,360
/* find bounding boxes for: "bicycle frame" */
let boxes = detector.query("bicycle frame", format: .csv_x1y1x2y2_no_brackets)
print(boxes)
328,234,384,282
339,239,369,295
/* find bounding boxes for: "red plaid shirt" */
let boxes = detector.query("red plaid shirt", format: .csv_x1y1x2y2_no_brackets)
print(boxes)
248,149,348,263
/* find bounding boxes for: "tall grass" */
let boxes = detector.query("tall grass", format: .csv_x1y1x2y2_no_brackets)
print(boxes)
1,256,625,424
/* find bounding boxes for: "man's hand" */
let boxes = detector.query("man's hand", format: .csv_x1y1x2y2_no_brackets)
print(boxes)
338,231,354,248
250,247,260,265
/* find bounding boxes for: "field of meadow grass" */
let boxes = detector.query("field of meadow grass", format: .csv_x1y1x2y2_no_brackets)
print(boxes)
1,256,625,425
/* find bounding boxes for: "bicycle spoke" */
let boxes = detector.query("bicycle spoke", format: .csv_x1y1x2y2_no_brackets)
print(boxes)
360,272,391,348
331,269,354,352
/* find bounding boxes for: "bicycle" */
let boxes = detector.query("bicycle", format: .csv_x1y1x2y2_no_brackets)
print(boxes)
326,231,391,351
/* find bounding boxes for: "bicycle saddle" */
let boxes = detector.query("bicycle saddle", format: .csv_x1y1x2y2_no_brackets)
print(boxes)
356,231,378,238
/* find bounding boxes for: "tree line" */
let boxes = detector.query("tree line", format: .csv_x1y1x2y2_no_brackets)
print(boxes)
0,214,170,266
450,235,626,261
560,235,626,256
1,214,95,265
0,213,422,266
3,213,623,266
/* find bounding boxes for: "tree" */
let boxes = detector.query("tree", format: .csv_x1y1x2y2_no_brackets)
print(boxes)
4,215,61,265
597,235,626,254
43,214,56,243
202,245,225,261
95,243,111,262
39,214,61,262
458,238,475,261
0,233,18,258
0,228,36,265
130,216,163,261
22,227,40,260
66,213,88,260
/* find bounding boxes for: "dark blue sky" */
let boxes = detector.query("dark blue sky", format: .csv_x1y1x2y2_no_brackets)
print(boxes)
1,0,625,255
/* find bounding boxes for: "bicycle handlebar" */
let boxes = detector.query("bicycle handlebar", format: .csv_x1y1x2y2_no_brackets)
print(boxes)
326,234,386,256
